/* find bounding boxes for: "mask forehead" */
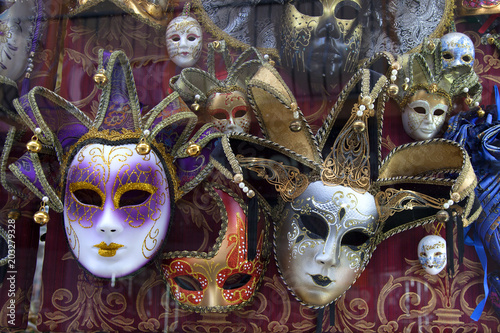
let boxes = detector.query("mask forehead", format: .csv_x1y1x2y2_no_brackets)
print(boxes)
64,143,171,278
275,182,378,307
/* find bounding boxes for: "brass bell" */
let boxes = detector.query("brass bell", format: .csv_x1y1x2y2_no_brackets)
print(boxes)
289,120,302,132
477,107,486,118
136,139,151,155
8,209,20,220
353,120,366,133
33,210,49,225
186,143,201,157
26,136,42,153
191,101,200,112
436,209,449,223
387,84,399,96
360,95,372,106
428,84,438,93
212,41,221,50
488,37,495,45
93,69,108,88
269,59,275,66
465,96,473,106
427,40,435,51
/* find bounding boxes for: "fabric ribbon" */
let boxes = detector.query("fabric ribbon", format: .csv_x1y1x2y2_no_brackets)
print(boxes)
464,224,489,321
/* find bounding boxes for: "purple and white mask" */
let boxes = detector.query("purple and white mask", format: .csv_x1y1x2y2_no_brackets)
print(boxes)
64,143,171,278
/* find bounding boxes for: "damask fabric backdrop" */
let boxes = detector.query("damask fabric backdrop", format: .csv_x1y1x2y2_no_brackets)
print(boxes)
1,1,500,333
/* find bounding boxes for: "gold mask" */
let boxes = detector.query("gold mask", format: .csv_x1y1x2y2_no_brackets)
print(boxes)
280,0,364,91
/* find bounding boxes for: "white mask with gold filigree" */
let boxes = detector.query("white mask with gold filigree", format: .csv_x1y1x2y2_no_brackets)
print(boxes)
275,181,378,307
64,143,171,278
166,15,202,68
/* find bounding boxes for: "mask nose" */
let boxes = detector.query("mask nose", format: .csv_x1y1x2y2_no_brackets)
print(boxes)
97,206,123,236
314,234,339,267
315,15,341,40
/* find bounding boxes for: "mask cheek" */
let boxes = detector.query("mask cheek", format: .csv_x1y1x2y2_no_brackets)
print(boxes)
164,260,208,306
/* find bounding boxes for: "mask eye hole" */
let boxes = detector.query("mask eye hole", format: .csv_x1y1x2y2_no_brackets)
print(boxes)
174,275,203,291
222,273,252,290
211,111,228,120
442,51,454,61
170,35,181,42
72,189,102,207
434,109,445,116
292,0,323,17
335,1,360,20
118,190,152,207
299,214,329,240
413,107,426,114
234,109,247,118
461,54,472,63
420,252,427,257
341,230,370,249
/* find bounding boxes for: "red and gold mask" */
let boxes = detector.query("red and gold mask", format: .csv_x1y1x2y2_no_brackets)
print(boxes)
162,187,267,311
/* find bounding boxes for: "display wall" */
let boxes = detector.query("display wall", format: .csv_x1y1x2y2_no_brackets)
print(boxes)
1,0,500,332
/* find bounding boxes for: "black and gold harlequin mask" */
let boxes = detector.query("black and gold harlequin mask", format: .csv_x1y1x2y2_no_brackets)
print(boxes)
280,0,364,92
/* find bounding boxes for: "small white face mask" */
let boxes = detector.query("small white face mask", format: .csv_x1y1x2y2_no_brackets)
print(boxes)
166,16,202,68
441,32,475,71
206,91,251,134
418,235,446,275
402,90,448,141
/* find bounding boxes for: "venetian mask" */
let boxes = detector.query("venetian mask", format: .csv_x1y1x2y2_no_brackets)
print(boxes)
280,0,364,91
441,32,474,71
402,90,449,141
166,15,203,68
207,91,251,134
64,143,171,278
418,235,446,275
0,0,38,81
275,181,378,307
162,188,266,311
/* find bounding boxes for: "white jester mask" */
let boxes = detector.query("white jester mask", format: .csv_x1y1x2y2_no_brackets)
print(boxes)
441,32,475,71
166,15,203,68
0,0,39,81
402,89,449,141
206,91,251,134
418,235,447,275
64,143,172,278
275,181,378,307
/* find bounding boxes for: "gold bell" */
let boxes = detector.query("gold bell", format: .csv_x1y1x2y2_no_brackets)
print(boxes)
353,120,366,133
136,138,151,155
387,84,399,97
26,135,42,153
427,40,435,51
289,120,302,132
8,209,20,220
477,107,486,118
212,41,221,50
436,209,449,223
93,69,108,88
191,101,200,112
33,210,49,225
488,37,495,45
465,96,473,106
186,143,201,157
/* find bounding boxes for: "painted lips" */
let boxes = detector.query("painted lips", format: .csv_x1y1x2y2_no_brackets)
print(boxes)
310,274,333,287
93,242,124,257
